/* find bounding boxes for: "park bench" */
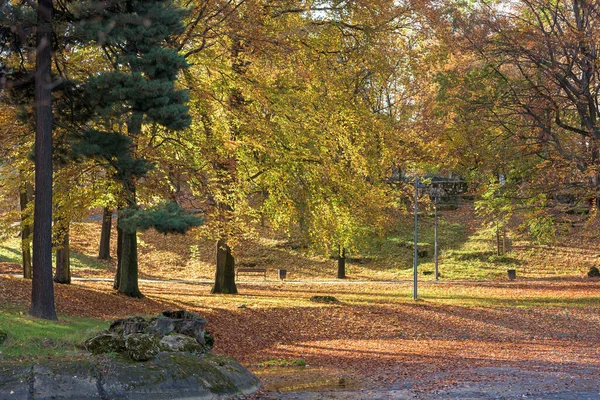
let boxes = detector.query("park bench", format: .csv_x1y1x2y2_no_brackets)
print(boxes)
236,267,267,280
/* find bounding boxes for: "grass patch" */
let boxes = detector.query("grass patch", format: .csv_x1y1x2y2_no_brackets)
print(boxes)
0,238,21,264
0,236,110,272
0,308,108,361
259,358,307,368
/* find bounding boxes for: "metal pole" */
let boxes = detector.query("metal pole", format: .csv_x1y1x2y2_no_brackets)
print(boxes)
434,197,439,281
413,177,419,300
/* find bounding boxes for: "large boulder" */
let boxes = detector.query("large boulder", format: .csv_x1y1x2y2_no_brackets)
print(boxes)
0,353,262,399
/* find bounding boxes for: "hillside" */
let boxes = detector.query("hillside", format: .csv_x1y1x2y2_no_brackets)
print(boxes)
1,203,597,282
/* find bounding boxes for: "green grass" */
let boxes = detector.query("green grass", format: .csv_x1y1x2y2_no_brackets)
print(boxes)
0,238,21,264
0,237,110,272
0,308,107,361
259,358,307,368
377,219,530,281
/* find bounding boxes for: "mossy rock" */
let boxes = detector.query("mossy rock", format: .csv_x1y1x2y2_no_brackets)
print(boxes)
0,329,7,345
85,332,124,354
159,334,204,353
125,333,161,361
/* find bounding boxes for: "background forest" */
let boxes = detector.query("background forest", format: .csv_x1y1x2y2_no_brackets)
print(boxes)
2,0,600,319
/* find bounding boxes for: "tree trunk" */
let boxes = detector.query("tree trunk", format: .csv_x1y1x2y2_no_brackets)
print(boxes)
117,227,142,298
211,239,237,294
116,115,143,298
496,221,501,256
30,0,57,320
337,246,347,279
98,207,112,260
114,224,122,290
54,222,70,284
19,182,33,279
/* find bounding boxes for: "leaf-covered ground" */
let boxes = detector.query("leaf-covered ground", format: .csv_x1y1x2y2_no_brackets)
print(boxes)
1,276,600,397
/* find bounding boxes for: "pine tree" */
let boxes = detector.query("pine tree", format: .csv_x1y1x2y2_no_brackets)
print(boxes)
72,0,197,297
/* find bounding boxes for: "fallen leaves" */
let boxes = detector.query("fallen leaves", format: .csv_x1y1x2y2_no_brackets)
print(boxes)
1,276,600,392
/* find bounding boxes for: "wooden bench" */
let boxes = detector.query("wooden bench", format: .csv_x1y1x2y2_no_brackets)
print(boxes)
236,268,267,280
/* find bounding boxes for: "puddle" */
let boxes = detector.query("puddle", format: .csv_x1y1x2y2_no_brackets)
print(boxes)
252,366,361,392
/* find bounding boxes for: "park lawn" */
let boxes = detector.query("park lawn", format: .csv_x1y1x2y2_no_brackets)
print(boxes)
1,204,600,390
1,276,600,391
0,306,107,361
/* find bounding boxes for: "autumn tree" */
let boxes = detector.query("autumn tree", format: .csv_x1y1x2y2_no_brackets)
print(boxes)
451,0,600,208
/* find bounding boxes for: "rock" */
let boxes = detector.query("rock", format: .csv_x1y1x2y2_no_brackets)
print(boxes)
88,310,211,361
149,311,206,345
109,316,149,335
0,328,7,345
84,332,124,354
125,333,161,361
159,334,204,353
0,354,262,399
162,310,204,321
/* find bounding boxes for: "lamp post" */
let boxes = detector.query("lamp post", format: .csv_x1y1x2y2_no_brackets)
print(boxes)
413,177,419,300
413,177,427,300
434,194,439,281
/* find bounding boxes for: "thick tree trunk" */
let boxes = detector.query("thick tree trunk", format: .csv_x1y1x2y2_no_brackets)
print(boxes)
337,246,347,279
118,227,142,298
117,230,141,298
19,182,33,279
114,224,122,290
54,223,70,284
30,0,57,320
211,239,237,294
98,207,112,260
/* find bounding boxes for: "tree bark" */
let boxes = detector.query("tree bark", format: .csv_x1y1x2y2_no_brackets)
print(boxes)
98,207,112,260
54,222,70,284
337,246,347,279
19,182,33,279
114,224,122,290
117,215,142,298
30,0,57,320
211,239,237,294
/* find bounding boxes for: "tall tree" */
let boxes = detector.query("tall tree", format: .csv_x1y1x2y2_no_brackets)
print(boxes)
30,0,57,320
73,0,197,297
